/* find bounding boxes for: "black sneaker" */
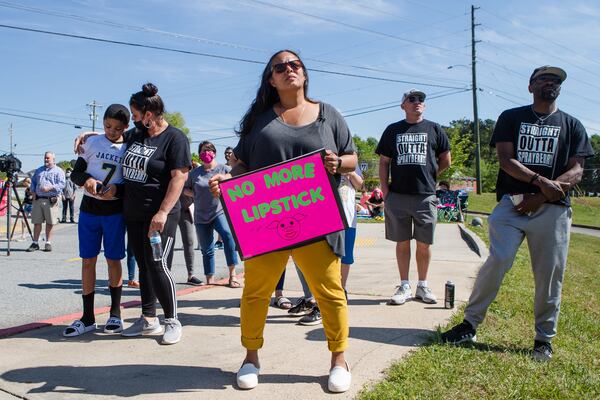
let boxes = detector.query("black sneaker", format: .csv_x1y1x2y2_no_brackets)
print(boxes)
441,320,477,344
288,298,315,316
532,340,553,362
26,243,39,252
214,241,224,250
187,276,204,286
299,306,322,326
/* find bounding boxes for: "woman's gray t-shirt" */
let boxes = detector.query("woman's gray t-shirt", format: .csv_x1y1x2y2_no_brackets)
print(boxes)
233,102,355,257
186,163,231,224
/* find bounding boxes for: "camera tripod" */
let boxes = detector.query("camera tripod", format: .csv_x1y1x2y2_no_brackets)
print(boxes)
0,172,32,256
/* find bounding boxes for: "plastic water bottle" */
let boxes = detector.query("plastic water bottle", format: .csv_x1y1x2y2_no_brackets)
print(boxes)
445,281,455,309
150,231,163,261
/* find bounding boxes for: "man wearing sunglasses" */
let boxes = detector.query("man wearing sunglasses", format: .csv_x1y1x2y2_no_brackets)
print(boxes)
376,89,451,307
442,66,594,362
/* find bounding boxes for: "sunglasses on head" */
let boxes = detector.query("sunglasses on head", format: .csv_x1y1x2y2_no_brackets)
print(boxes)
407,96,425,104
272,60,303,74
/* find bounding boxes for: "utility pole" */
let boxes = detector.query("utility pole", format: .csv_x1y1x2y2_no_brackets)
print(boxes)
87,100,102,132
471,5,482,194
9,123,14,154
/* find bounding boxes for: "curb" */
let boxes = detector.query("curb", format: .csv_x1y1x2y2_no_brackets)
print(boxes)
457,223,482,258
0,272,244,339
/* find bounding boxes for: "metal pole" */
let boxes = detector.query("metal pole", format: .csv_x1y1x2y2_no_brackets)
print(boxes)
471,5,482,194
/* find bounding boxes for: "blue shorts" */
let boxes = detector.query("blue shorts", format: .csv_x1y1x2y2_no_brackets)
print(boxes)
78,211,126,260
341,227,357,265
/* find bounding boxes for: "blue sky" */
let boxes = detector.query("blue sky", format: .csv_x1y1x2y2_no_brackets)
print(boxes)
1,0,599,171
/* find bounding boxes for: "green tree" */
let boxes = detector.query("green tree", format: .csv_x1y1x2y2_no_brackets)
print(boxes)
579,134,600,194
353,135,379,190
164,112,190,140
56,160,76,170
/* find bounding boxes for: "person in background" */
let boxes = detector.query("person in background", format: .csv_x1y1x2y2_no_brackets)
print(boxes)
61,168,77,223
184,140,240,287
365,188,384,218
119,83,191,345
64,104,129,337
27,151,65,252
376,89,451,306
177,183,203,286
442,66,594,362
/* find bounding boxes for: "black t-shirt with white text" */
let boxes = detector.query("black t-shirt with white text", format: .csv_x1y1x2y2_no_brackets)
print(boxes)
122,125,192,221
491,105,594,206
376,119,450,195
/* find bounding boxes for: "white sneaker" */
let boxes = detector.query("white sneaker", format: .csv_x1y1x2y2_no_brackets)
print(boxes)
161,318,182,345
121,316,162,337
328,361,351,393
390,285,412,305
415,285,438,304
236,362,260,389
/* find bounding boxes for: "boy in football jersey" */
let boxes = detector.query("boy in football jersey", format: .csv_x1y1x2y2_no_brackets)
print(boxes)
63,104,130,337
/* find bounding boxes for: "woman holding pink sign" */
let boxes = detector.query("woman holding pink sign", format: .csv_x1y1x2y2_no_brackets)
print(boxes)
209,49,357,393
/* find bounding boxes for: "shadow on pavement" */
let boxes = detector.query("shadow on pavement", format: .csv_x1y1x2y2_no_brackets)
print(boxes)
1,364,233,396
305,327,433,346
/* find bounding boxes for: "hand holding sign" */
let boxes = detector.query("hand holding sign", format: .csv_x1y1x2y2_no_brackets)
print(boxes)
323,149,341,175
218,149,347,259
209,173,229,198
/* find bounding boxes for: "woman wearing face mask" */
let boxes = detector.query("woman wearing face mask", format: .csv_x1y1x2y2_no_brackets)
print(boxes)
183,140,240,287
118,83,192,345
209,50,357,393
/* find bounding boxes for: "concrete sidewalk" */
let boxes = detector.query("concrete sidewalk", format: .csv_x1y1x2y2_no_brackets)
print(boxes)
0,223,486,399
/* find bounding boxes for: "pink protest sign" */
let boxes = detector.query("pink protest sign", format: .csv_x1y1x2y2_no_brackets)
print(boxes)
219,149,348,260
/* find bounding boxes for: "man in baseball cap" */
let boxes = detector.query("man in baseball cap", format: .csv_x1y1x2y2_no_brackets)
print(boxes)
401,89,427,103
375,87,451,306
529,65,567,83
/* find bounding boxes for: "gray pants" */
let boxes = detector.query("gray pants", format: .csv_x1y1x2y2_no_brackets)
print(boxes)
177,208,195,276
464,195,572,342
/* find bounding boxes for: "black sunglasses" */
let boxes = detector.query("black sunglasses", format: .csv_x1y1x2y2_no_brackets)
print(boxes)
272,60,303,74
407,96,425,104
535,75,561,84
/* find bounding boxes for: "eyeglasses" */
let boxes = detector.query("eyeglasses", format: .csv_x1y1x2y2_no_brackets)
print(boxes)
272,60,303,74
407,96,425,104
535,75,561,84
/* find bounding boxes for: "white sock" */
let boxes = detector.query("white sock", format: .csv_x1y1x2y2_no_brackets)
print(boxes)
32,241,38,245
46,241,51,245
401,280,410,288
418,280,428,288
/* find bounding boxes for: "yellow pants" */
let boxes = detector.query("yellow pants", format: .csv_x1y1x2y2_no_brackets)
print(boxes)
241,240,348,352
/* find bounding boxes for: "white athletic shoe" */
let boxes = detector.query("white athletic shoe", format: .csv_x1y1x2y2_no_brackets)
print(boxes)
415,285,438,304
390,285,412,305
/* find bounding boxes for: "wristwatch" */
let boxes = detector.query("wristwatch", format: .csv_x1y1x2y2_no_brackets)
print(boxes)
337,158,342,169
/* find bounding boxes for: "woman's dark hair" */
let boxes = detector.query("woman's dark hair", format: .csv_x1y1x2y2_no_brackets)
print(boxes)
129,82,165,116
237,49,310,136
198,140,216,154
103,104,130,125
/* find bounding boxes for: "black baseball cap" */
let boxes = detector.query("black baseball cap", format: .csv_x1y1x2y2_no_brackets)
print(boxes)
529,66,567,83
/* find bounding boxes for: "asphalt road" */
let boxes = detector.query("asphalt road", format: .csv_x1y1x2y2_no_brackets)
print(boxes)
0,192,242,330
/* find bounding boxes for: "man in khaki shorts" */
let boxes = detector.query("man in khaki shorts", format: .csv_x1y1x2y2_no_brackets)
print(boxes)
376,89,451,305
27,151,65,252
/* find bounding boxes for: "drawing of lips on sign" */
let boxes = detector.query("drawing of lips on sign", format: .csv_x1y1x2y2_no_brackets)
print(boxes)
267,213,306,240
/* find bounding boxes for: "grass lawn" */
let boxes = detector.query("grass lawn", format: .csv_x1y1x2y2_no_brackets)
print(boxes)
468,193,600,228
358,217,600,400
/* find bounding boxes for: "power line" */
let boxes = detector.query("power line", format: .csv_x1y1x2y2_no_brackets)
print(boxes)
244,0,469,57
0,23,468,90
0,111,92,128
479,8,600,67
0,107,88,122
343,89,471,118
0,1,471,86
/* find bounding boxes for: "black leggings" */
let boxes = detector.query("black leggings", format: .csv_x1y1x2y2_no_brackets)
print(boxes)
127,212,179,319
